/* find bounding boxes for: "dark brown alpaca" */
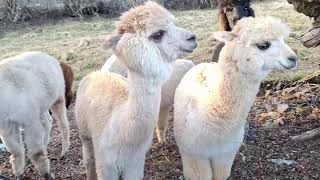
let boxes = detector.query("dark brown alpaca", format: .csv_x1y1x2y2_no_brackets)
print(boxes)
212,0,255,62
60,62,75,109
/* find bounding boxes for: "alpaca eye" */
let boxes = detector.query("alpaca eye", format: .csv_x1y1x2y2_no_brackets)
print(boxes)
257,41,271,50
243,7,248,11
150,30,165,42
226,8,233,13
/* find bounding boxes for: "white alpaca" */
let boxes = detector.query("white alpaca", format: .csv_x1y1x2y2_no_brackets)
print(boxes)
101,58,195,142
75,2,197,179
0,52,70,179
75,33,171,180
174,16,298,180
101,1,197,143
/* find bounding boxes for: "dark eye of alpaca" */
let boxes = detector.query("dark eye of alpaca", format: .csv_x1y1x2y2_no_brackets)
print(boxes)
225,7,233,13
243,6,249,12
149,30,165,42
257,41,271,50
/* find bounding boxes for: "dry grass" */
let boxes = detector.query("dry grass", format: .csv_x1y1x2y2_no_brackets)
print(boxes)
0,0,319,83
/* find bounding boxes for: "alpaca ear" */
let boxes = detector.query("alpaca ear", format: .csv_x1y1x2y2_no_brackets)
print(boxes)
213,31,237,42
218,9,231,31
103,34,122,50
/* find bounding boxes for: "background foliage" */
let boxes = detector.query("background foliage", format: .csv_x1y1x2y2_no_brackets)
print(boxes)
0,0,219,23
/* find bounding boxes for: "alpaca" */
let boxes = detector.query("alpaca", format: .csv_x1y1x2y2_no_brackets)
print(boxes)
101,1,197,143
174,16,297,180
76,33,172,180
75,2,197,179
101,58,195,143
212,0,255,62
59,62,75,108
0,52,70,179
217,0,255,31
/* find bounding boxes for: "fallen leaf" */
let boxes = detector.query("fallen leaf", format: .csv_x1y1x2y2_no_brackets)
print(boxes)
265,103,273,112
265,90,272,98
295,107,310,116
277,103,289,113
273,118,285,126
268,112,282,119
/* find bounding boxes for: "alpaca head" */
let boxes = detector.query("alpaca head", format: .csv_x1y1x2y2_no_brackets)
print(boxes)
214,16,297,76
219,0,255,31
116,1,198,61
104,33,172,82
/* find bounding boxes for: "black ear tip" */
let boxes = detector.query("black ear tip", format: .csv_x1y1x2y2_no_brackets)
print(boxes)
104,35,122,50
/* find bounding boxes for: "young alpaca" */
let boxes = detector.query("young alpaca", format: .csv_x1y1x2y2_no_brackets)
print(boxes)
0,52,70,179
212,0,255,62
174,16,297,180
101,1,197,143
75,33,173,180
59,62,75,108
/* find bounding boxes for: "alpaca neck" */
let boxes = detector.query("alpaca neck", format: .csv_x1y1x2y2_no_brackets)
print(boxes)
126,71,162,135
204,61,264,128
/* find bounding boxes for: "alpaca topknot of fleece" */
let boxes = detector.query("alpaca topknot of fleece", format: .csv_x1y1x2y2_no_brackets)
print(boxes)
234,16,290,44
117,1,174,34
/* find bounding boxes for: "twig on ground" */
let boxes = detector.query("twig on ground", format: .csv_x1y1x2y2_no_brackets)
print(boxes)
290,127,320,141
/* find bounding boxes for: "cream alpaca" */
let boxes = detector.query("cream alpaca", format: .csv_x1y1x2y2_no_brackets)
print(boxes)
174,16,297,180
101,1,197,143
0,52,70,179
76,33,172,180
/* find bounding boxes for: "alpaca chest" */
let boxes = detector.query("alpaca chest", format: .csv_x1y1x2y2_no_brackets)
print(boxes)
177,113,245,158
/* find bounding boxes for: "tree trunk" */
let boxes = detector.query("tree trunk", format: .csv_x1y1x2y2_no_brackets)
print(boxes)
287,0,320,47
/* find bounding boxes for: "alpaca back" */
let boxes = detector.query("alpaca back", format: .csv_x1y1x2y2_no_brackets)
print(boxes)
0,52,64,125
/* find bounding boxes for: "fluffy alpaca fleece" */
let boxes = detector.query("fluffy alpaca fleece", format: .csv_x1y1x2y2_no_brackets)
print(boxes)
212,0,255,62
101,57,195,142
174,16,297,180
0,52,70,179
59,62,75,109
101,1,197,143
75,32,173,180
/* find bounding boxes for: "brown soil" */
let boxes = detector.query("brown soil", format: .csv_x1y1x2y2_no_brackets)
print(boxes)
0,83,319,180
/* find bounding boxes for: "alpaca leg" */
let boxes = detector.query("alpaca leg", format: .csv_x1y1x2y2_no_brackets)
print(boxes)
24,122,51,178
210,156,236,180
156,105,170,143
122,157,145,180
1,125,25,179
180,152,212,180
81,136,97,180
50,97,70,157
41,111,53,148
96,164,119,180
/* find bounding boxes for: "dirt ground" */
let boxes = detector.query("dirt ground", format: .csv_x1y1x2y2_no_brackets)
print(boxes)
0,79,319,179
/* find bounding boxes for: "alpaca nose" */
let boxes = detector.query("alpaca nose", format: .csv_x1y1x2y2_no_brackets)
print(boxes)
187,33,196,41
288,56,297,63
